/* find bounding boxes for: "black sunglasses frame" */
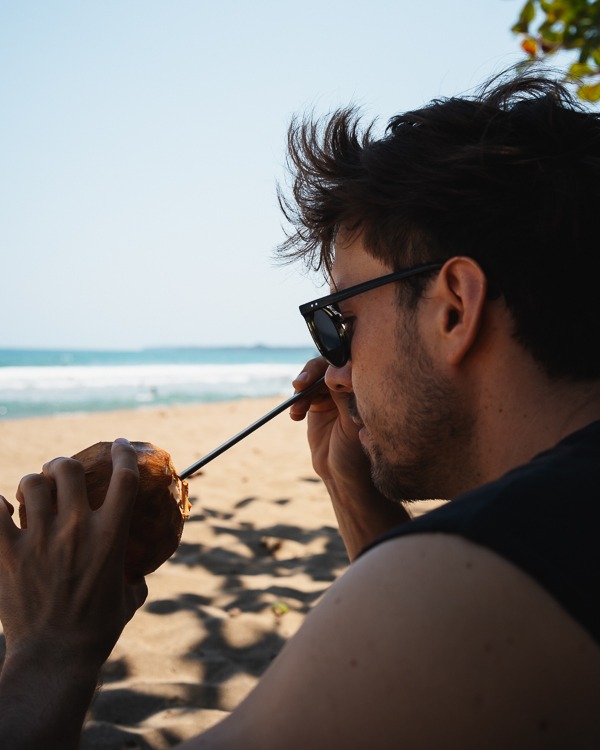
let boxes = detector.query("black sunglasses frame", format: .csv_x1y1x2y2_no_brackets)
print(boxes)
299,262,443,367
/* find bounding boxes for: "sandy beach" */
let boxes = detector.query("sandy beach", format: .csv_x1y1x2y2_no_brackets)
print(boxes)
0,398,442,748
0,398,347,748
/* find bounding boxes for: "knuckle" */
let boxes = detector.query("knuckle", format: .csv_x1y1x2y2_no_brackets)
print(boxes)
112,441,139,472
1,496,15,517
307,356,329,375
113,438,136,455
55,456,84,473
18,472,49,493
44,456,84,480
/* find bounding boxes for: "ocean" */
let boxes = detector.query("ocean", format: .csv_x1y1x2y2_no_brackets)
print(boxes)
0,347,318,420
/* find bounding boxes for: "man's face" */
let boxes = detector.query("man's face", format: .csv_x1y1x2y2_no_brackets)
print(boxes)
330,235,474,501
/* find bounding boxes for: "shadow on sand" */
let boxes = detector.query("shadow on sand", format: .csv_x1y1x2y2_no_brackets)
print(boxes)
79,490,347,749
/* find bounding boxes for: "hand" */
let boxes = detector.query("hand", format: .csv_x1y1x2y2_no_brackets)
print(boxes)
290,357,366,483
0,439,148,748
0,438,147,663
290,359,411,559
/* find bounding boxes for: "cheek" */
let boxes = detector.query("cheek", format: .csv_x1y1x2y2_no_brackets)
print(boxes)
353,306,386,355
351,331,398,412
352,310,397,378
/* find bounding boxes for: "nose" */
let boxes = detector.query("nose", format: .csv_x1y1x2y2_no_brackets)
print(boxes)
325,360,352,392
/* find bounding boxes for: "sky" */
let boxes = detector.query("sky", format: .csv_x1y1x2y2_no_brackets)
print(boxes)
1,0,528,350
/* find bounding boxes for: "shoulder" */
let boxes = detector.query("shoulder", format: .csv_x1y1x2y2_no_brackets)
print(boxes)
194,533,600,750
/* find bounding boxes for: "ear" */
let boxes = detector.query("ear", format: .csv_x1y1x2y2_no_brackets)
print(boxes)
429,257,488,367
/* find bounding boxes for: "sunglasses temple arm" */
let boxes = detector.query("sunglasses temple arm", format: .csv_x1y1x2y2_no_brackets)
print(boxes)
179,375,326,480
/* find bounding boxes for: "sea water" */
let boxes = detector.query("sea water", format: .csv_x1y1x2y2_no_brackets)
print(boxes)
0,347,318,420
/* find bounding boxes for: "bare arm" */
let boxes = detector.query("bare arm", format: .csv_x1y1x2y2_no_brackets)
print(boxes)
0,643,101,750
179,534,600,749
0,439,148,749
290,358,411,559
2,441,599,748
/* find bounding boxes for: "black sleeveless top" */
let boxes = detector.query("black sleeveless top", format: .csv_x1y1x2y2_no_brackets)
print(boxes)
364,420,600,646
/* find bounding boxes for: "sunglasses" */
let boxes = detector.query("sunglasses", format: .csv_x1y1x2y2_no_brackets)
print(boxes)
299,262,443,367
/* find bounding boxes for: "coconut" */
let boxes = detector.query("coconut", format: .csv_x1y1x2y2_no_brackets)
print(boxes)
18,441,191,580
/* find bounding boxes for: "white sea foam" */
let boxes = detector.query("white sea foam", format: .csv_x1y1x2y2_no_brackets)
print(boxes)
0,364,300,390
0,362,307,419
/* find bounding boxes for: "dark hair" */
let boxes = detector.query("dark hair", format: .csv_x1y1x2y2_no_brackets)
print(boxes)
277,71,600,380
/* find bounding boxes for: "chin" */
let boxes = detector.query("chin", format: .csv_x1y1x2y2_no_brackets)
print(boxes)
369,451,432,502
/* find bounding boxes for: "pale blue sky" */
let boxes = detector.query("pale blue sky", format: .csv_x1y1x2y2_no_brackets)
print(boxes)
1,1,526,349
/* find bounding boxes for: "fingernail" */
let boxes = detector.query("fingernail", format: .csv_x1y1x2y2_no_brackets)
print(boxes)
294,371,309,384
114,437,131,445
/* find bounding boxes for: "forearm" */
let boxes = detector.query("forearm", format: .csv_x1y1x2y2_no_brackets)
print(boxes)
0,644,100,749
324,477,411,560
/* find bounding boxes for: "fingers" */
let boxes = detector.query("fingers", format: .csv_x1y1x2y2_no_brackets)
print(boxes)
15,440,138,537
41,457,89,520
290,357,333,421
101,439,139,544
292,356,328,390
290,357,335,422
0,495,14,517
0,494,18,541
125,578,149,615
16,472,57,527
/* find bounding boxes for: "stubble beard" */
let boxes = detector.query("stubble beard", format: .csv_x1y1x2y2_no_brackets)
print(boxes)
354,323,475,503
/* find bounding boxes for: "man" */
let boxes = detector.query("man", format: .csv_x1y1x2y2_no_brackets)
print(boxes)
1,71,600,748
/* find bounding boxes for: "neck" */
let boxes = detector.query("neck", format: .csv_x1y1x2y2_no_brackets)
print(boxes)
472,360,600,488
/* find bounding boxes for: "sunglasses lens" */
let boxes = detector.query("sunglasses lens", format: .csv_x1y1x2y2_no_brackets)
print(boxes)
312,309,347,367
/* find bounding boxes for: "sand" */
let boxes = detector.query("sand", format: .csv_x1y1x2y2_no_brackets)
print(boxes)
0,399,442,748
0,398,346,748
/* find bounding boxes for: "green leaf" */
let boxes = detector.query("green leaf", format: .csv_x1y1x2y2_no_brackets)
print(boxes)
271,601,289,617
511,0,600,103
522,0,537,23
570,61,594,77
578,81,600,100
540,26,564,44
513,0,537,32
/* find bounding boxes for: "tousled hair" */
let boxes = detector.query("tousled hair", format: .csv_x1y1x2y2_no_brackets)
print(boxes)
277,71,600,380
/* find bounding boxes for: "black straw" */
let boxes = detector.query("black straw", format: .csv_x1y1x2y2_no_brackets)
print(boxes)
179,376,326,480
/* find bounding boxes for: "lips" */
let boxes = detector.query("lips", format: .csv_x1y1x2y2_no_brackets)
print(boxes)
348,394,365,431
351,413,365,430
